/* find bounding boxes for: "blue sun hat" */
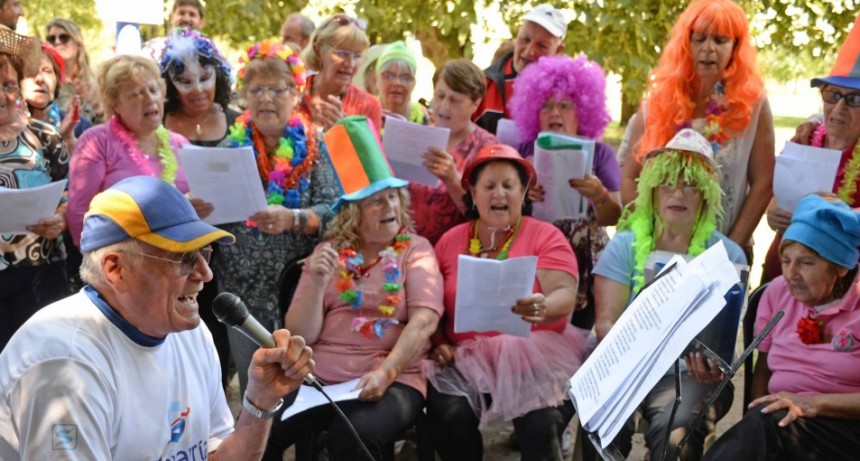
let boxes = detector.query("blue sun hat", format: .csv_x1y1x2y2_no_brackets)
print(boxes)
81,176,235,252
324,116,408,211
783,194,860,269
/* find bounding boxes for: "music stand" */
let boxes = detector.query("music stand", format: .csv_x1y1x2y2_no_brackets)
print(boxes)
578,260,783,461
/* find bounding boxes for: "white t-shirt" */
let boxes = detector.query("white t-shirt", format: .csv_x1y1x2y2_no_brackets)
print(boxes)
0,287,234,460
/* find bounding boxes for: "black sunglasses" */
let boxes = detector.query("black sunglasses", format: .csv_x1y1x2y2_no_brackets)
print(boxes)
821,88,860,108
46,33,71,45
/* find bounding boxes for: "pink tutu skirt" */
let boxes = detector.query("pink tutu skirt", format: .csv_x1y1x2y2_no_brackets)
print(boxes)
424,324,590,425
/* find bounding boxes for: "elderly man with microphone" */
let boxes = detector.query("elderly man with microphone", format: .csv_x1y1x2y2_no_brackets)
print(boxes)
0,175,314,460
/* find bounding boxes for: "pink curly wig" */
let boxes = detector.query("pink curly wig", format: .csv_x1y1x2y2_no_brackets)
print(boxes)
635,0,765,162
509,55,611,143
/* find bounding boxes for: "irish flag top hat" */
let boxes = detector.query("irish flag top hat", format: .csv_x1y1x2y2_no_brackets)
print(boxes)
812,13,860,90
324,115,408,211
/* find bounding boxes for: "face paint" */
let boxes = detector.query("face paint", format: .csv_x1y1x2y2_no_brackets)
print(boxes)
170,62,216,94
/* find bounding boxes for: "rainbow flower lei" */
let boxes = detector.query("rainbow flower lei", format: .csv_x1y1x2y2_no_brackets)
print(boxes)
678,82,729,155
336,229,412,339
810,123,860,205
110,116,178,184
226,112,322,208
237,39,306,91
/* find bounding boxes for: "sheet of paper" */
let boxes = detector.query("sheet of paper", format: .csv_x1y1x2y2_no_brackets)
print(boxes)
495,118,522,148
177,146,268,225
773,141,841,213
280,379,363,421
569,242,740,447
382,116,449,187
0,180,67,234
531,132,595,222
453,255,537,337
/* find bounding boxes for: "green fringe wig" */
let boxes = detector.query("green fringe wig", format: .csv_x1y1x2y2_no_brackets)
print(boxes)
618,150,723,293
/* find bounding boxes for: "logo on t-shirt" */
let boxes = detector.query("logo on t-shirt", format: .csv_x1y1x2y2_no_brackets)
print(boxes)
167,402,191,444
52,424,78,450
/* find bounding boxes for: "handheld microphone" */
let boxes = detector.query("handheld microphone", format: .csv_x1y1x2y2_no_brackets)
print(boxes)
213,292,376,460
212,292,317,386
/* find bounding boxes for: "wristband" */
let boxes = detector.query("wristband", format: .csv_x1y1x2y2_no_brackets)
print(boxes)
292,209,301,231
242,392,283,419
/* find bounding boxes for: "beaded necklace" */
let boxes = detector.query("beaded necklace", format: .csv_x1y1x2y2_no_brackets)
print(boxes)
226,112,322,208
810,123,860,205
467,216,522,260
110,116,178,184
336,228,412,339
678,82,729,155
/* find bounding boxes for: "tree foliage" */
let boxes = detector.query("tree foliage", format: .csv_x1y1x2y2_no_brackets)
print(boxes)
354,0,478,67
23,1,101,36
564,0,689,124
196,0,305,47
23,0,860,126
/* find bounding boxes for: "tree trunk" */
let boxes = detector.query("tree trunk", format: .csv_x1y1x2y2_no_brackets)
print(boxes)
620,88,640,127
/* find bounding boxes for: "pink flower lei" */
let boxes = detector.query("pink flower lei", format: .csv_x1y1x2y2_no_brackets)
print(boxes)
109,116,178,184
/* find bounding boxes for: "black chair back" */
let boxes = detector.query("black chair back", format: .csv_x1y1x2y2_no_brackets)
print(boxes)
742,281,769,413
278,253,311,321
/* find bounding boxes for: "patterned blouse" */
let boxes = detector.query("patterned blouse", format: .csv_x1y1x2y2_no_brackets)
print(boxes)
0,119,70,271
213,125,340,329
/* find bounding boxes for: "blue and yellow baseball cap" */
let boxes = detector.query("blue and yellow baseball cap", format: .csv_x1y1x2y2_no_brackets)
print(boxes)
80,176,235,252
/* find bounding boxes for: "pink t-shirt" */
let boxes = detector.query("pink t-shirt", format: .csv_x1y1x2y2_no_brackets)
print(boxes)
294,234,444,396
68,123,189,246
756,273,860,395
434,217,578,344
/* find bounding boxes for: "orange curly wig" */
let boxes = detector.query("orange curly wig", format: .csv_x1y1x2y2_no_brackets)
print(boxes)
635,0,764,163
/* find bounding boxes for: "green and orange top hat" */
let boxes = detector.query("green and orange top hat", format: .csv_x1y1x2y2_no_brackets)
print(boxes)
812,13,860,90
325,116,408,211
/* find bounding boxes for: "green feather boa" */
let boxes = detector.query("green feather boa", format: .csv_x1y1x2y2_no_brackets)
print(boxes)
618,150,723,292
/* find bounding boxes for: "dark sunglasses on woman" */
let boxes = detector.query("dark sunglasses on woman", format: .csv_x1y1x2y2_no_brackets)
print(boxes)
821,88,860,108
46,33,71,45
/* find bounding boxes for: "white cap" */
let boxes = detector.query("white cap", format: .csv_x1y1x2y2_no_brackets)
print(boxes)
645,128,716,167
522,4,568,39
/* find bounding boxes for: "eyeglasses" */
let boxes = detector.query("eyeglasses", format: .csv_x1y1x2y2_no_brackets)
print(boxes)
821,89,860,108
540,100,575,113
657,184,701,195
380,71,415,85
122,247,213,276
324,14,368,31
46,33,71,45
246,86,295,100
1,82,19,96
330,48,363,63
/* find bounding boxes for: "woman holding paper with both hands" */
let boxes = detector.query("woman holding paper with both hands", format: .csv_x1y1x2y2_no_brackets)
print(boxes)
761,25,860,283
425,144,587,461
407,59,499,244
215,40,340,395
591,129,747,461
509,54,622,330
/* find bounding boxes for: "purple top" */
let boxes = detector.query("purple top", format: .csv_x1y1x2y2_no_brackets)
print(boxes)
519,140,620,192
67,123,189,246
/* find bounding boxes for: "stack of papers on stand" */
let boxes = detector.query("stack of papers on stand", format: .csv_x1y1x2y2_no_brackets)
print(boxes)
568,242,740,449
531,132,594,222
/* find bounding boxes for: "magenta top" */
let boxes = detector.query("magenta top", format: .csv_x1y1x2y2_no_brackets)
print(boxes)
756,272,860,395
67,123,189,246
